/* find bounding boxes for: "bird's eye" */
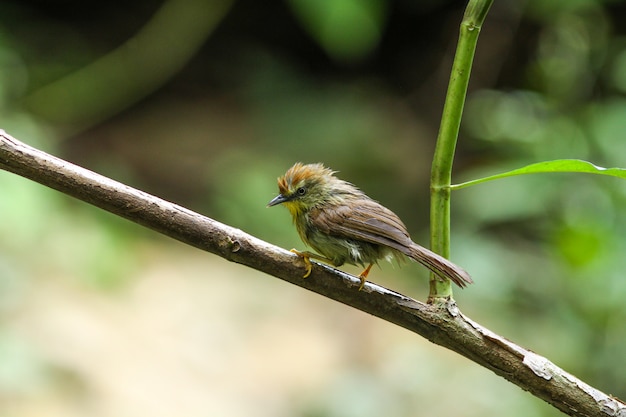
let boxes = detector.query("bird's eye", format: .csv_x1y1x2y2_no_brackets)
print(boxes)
296,187,307,196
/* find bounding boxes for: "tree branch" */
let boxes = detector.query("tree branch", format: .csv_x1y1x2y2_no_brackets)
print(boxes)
0,130,623,417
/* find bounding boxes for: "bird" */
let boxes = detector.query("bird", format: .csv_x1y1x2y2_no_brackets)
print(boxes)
267,162,473,290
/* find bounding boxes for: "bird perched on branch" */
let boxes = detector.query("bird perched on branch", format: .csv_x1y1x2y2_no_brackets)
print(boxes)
267,162,473,290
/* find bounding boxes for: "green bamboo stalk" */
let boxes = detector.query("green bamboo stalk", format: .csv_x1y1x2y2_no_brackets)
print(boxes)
429,0,493,301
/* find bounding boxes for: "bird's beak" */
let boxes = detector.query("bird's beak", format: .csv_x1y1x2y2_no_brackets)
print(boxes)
267,194,289,207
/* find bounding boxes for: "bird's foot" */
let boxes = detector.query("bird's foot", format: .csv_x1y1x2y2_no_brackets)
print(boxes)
357,263,373,291
290,249,313,278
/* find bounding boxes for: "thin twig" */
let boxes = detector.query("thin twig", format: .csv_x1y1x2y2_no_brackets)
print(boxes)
0,130,623,417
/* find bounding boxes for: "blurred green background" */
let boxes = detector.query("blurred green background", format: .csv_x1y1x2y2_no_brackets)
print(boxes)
1,0,626,416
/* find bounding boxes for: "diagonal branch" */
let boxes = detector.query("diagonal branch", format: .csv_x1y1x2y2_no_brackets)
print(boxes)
0,130,623,417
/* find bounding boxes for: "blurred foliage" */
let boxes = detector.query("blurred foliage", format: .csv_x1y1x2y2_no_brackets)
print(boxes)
0,0,626,416
286,0,388,63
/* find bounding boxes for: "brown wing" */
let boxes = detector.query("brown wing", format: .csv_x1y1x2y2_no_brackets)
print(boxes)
309,198,414,253
309,198,474,287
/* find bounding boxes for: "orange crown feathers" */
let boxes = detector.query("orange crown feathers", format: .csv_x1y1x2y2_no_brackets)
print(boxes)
277,163,335,195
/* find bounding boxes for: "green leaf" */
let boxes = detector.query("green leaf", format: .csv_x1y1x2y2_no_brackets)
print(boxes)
451,159,626,190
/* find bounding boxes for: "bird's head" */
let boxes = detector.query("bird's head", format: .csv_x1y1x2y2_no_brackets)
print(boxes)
267,162,342,217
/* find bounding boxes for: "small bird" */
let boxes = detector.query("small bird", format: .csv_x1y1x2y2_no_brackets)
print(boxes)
267,162,473,290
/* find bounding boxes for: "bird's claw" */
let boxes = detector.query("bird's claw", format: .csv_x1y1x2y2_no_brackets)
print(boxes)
290,249,312,278
357,276,366,291
357,263,373,291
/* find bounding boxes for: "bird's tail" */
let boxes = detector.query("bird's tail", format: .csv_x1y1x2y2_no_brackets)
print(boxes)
405,243,473,288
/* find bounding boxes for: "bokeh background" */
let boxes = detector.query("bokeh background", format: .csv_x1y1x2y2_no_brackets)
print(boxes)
1,0,626,416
